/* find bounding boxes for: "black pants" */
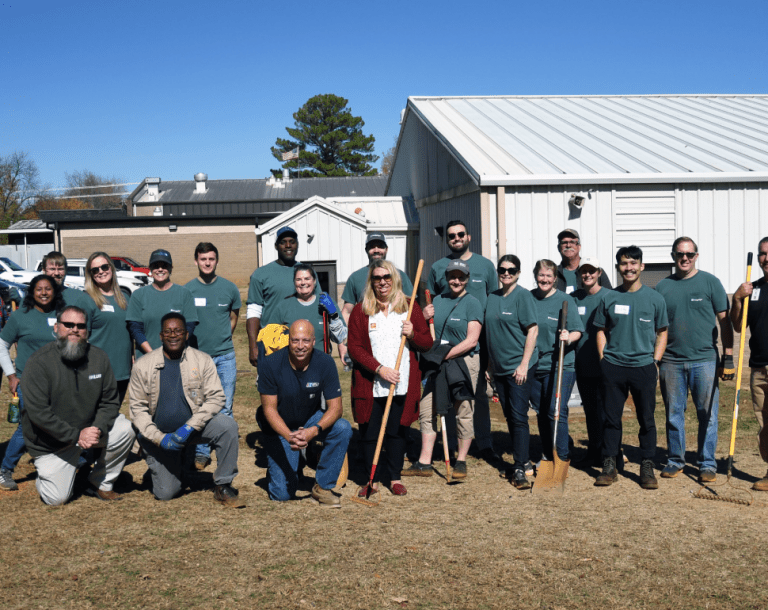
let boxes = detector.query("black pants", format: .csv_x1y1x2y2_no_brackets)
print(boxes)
359,395,408,483
601,360,658,460
576,371,605,461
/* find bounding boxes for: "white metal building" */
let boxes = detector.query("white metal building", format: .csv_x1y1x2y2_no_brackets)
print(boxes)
387,94,768,290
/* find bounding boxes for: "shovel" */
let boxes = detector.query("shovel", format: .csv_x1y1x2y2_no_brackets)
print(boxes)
533,301,570,496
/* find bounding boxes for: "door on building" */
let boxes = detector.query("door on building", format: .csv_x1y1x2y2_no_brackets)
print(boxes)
309,261,338,300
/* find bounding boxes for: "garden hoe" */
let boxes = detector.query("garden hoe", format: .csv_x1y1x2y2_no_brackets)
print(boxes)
533,301,569,496
426,289,452,482
695,252,754,507
351,260,424,507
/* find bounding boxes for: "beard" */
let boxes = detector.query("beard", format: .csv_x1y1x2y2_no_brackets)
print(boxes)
57,336,88,363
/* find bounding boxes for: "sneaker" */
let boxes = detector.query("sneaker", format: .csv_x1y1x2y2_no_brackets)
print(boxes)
640,459,658,490
401,461,433,477
194,455,212,471
698,470,717,483
213,484,246,508
311,483,341,508
390,483,407,496
524,461,536,477
595,457,618,486
0,469,18,491
511,468,531,490
661,463,683,478
452,460,468,479
752,469,768,492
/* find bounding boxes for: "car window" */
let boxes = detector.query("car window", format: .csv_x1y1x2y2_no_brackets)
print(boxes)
66,266,82,277
0,258,25,271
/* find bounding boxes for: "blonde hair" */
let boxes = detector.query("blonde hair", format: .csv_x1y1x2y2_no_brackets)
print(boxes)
362,260,408,316
533,259,558,278
84,252,127,310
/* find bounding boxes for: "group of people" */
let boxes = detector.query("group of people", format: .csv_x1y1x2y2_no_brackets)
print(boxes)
2,222,767,508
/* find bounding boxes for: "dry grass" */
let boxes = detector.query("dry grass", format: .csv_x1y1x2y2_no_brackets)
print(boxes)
1,314,767,609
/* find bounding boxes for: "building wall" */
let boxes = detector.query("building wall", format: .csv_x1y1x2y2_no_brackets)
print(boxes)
60,221,257,285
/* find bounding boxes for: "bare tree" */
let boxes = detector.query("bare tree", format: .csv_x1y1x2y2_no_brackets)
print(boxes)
0,151,41,221
65,170,126,209
380,137,398,176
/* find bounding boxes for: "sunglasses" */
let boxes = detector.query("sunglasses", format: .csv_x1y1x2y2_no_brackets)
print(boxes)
673,252,697,260
447,231,466,240
60,321,87,330
497,266,519,275
151,263,171,270
89,263,111,275
372,274,392,283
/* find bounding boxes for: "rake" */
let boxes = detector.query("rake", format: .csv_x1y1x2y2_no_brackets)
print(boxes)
351,260,424,506
425,289,452,482
695,252,754,506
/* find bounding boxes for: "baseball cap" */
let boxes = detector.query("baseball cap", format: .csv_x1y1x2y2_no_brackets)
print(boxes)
580,256,600,270
149,249,173,266
558,228,580,241
275,226,298,243
365,232,387,246
445,259,470,276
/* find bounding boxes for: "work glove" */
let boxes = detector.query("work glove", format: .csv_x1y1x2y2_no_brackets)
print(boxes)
318,292,339,318
719,354,735,381
160,424,195,451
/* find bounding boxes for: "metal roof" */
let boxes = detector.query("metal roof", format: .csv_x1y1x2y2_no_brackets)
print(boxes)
331,197,419,228
405,95,768,186
134,175,387,204
6,219,50,231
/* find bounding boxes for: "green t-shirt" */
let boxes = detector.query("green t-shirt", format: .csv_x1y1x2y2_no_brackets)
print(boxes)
185,276,242,357
484,287,539,376
88,293,132,380
247,260,319,327
273,295,335,345
533,290,583,372
433,292,484,357
561,268,579,295
573,288,609,376
427,253,498,310
655,271,728,363
62,286,98,332
1,308,58,375
126,283,198,357
593,285,669,367
341,265,414,304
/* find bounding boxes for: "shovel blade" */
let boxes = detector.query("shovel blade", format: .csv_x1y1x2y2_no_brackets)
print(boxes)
532,455,569,496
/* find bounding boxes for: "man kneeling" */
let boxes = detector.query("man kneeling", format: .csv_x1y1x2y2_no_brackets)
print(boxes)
22,306,135,505
258,320,351,506
129,313,244,507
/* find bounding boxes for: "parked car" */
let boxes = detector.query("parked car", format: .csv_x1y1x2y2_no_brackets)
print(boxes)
0,257,43,285
34,259,148,296
111,256,150,275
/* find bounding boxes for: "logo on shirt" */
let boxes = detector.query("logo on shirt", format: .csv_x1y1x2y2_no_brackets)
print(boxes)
691,298,703,302
89,374,102,380
306,382,319,388
218,303,228,307
502,312,512,316
639,318,652,323
450,318,460,322
171,309,181,313
370,323,377,329
471,279,482,283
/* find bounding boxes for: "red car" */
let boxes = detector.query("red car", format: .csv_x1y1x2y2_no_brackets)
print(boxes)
111,256,150,275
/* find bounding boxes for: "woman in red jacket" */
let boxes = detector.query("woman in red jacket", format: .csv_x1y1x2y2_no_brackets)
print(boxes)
348,260,432,497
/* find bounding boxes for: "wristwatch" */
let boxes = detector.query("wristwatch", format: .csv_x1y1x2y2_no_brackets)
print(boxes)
315,424,323,435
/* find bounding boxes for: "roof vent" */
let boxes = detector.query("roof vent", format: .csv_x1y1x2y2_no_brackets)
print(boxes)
194,173,208,194
145,177,161,201
282,168,292,183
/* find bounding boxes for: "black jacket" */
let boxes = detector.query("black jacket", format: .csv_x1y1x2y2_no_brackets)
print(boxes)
421,344,474,415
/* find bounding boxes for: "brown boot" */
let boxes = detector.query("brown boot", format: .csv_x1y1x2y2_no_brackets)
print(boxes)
752,469,768,491
595,457,618,486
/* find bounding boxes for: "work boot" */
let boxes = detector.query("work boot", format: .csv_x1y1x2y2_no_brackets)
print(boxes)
640,459,659,490
311,483,341,508
752,469,768,491
214,484,246,508
594,457,618,486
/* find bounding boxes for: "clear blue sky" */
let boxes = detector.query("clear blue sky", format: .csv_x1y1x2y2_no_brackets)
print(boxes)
2,0,767,190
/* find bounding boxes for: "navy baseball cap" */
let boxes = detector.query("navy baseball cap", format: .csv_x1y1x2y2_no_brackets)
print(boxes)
149,249,173,266
275,226,298,243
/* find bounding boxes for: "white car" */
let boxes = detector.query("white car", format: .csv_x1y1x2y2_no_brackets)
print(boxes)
32,259,149,296
0,257,43,285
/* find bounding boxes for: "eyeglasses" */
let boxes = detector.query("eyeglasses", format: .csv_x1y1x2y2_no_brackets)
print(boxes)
89,263,110,275
498,266,518,275
447,231,466,240
559,239,579,246
372,274,392,283
673,252,697,260
161,329,185,337
60,321,87,330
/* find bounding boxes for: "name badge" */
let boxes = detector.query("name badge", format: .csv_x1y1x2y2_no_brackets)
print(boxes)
752,289,761,302
369,322,377,330
195,298,206,307
578,306,586,315
48,318,56,326
615,304,630,315
101,304,114,312
565,286,575,294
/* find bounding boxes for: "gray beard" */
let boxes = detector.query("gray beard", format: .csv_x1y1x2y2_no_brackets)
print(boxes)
57,336,88,363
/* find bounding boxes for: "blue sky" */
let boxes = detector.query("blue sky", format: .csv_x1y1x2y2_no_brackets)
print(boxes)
2,0,767,190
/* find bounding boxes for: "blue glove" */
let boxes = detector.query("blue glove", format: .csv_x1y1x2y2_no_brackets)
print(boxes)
318,292,338,317
160,433,185,451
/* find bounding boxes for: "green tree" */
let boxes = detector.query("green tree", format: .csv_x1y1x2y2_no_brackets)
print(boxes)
271,94,378,177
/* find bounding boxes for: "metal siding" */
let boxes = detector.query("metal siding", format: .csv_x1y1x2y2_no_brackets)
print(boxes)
418,192,482,276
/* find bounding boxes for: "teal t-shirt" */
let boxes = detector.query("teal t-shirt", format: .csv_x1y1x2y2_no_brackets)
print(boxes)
341,265,414,304
561,268,579,295
185,277,242,357
433,293,484,357
273,295,337,345
533,290,583,372
593,285,669,367
1,307,58,375
655,271,728,363
247,260,319,327
88,293,132,380
126,283,198,357
484,287,539,376
573,288,609,376
427,253,498,310
62,286,98,331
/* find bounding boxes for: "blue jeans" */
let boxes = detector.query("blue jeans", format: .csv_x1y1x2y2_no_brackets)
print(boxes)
495,364,538,466
530,370,576,460
659,360,719,472
1,381,26,472
262,411,352,501
196,351,237,460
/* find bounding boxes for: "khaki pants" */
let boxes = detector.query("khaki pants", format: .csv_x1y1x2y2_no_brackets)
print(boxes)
750,367,768,463
419,353,479,440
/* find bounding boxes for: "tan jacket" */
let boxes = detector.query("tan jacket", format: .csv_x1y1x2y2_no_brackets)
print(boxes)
129,346,225,445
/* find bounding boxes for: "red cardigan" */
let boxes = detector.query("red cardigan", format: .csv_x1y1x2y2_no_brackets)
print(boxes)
347,300,433,426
